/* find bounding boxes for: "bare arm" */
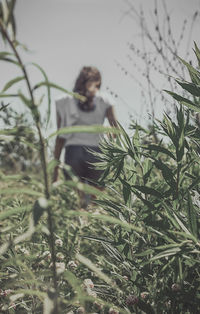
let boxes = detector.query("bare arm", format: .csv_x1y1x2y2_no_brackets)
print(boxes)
106,105,118,128
106,105,118,138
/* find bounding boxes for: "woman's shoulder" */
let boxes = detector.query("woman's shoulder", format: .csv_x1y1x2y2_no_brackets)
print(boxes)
55,93,73,104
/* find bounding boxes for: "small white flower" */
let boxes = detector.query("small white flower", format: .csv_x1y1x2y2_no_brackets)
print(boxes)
55,238,63,247
76,306,85,314
109,308,119,314
55,262,65,275
38,197,48,209
20,247,30,255
8,302,16,310
0,289,13,296
38,260,46,267
14,245,21,252
83,278,94,289
42,251,51,259
56,252,65,261
10,293,24,302
67,260,78,268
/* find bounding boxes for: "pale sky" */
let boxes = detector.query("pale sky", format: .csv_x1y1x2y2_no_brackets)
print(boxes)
1,0,200,136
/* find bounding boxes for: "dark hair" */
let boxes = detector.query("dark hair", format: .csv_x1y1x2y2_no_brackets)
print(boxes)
73,66,101,111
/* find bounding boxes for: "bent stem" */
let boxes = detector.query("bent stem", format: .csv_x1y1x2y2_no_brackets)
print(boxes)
0,20,58,309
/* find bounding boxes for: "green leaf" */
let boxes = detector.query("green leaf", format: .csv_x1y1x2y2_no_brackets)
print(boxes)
32,81,86,102
175,79,200,97
173,212,191,235
48,125,119,139
0,188,42,197
113,157,124,181
81,235,113,244
135,249,154,257
178,56,200,85
150,247,181,261
0,205,32,221
187,192,198,238
0,54,21,66
133,185,163,198
122,181,131,204
0,127,21,135
47,159,59,174
154,159,176,191
0,93,18,98
118,121,133,149
194,41,200,67
18,91,40,122
64,210,142,232
76,253,121,292
131,188,156,211
30,62,51,128
0,51,15,59
164,90,200,113
1,76,25,92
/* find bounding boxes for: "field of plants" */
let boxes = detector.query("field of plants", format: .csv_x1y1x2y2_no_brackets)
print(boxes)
1,2,200,313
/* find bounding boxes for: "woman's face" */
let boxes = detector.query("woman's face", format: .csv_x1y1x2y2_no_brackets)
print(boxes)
85,80,100,98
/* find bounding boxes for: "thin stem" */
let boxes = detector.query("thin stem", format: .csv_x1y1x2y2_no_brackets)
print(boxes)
0,19,58,309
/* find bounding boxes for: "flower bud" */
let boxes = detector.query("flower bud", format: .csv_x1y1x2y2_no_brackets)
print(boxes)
76,306,85,314
55,238,63,247
140,292,149,299
109,308,119,314
126,295,139,307
56,252,65,261
67,260,78,268
83,279,94,289
171,283,181,291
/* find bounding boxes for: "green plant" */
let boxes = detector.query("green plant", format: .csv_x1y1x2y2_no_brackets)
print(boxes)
86,43,200,313
0,3,120,313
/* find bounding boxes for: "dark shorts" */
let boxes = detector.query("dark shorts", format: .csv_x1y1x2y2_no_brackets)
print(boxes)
63,145,104,186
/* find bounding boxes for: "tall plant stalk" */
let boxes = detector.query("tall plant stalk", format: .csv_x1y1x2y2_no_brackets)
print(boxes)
0,20,58,310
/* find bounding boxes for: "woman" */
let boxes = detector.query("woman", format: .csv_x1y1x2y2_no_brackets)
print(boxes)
53,66,118,205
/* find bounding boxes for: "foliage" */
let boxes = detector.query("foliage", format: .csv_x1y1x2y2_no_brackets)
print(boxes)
1,2,200,313
0,104,40,172
90,43,200,313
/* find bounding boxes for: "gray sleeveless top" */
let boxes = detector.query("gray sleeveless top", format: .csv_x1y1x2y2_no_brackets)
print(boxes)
55,90,116,147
